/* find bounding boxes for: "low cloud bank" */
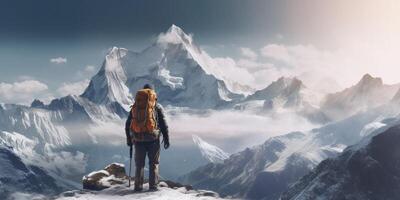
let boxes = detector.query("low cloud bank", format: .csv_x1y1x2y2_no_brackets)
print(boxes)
167,109,316,152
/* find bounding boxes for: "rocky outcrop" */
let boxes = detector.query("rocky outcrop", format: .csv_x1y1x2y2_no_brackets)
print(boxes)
104,163,126,178
82,163,127,191
82,162,197,192
59,163,221,199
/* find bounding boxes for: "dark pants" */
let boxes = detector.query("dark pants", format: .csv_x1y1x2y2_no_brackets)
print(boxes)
134,140,160,189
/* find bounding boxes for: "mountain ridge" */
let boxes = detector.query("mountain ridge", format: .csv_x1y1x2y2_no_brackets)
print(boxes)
281,123,400,200
321,73,400,120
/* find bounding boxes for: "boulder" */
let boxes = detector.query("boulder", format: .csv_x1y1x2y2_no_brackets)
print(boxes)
82,170,110,191
105,163,126,178
82,163,195,193
82,163,127,191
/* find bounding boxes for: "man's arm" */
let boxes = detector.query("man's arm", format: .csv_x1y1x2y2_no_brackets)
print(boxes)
156,104,169,148
125,111,133,146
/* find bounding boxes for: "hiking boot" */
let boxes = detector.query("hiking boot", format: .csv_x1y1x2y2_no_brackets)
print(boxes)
148,186,158,191
134,187,143,192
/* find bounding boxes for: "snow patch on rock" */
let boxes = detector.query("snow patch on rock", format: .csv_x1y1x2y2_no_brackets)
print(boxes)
192,135,229,163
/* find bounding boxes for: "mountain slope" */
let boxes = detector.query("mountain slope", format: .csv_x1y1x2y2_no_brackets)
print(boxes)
321,74,400,120
0,103,71,148
281,123,400,200
0,146,69,199
192,135,229,163
391,87,400,102
245,77,307,107
81,47,132,107
180,101,400,199
180,132,309,199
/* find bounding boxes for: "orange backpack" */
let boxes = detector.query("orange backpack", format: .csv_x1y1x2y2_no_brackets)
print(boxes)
130,89,158,134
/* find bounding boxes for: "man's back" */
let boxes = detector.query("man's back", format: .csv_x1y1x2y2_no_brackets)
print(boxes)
124,84,170,191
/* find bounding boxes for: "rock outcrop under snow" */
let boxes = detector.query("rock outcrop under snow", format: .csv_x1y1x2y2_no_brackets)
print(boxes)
58,163,224,200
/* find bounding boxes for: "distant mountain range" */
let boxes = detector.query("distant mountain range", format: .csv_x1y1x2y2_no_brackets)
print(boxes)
180,88,400,199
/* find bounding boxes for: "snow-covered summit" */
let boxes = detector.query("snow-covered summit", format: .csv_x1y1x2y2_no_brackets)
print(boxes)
81,25,244,109
246,77,304,102
157,24,195,47
233,76,328,123
81,47,132,107
192,135,229,163
357,73,383,89
242,77,321,110
321,74,400,120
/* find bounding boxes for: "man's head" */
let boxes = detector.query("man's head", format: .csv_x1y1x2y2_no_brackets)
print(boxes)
143,84,153,90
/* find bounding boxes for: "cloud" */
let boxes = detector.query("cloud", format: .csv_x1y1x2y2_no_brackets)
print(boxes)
258,44,347,92
260,44,331,72
76,65,97,79
167,109,316,152
256,42,400,93
0,80,52,105
157,26,193,45
50,57,67,64
86,120,126,145
213,57,255,83
260,44,292,63
57,79,90,96
240,47,258,60
84,65,96,73
42,147,87,176
17,75,36,81
204,44,339,91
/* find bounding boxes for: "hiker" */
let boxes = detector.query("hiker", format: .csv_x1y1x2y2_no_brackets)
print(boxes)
125,84,170,191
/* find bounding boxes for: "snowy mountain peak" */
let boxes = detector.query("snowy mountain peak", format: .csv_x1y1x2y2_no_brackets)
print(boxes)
81,47,132,107
192,135,229,163
276,76,303,87
356,73,383,91
79,25,244,109
245,76,308,105
321,74,399,120
31,99,45,108
105,47,128,70
158,24,194,46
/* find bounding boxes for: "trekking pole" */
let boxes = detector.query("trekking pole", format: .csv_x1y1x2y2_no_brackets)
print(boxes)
128,145,133,187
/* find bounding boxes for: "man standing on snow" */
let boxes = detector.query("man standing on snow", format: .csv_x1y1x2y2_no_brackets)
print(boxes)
125,84,170,191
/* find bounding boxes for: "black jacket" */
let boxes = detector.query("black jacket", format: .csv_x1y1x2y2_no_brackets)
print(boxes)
125,103,169,142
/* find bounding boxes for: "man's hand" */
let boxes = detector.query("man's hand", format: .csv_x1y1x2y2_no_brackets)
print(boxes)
127,137,133,147
164,138,170,149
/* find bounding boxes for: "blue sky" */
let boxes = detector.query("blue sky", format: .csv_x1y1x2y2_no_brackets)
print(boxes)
1,0,400,104
0,0,285,84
